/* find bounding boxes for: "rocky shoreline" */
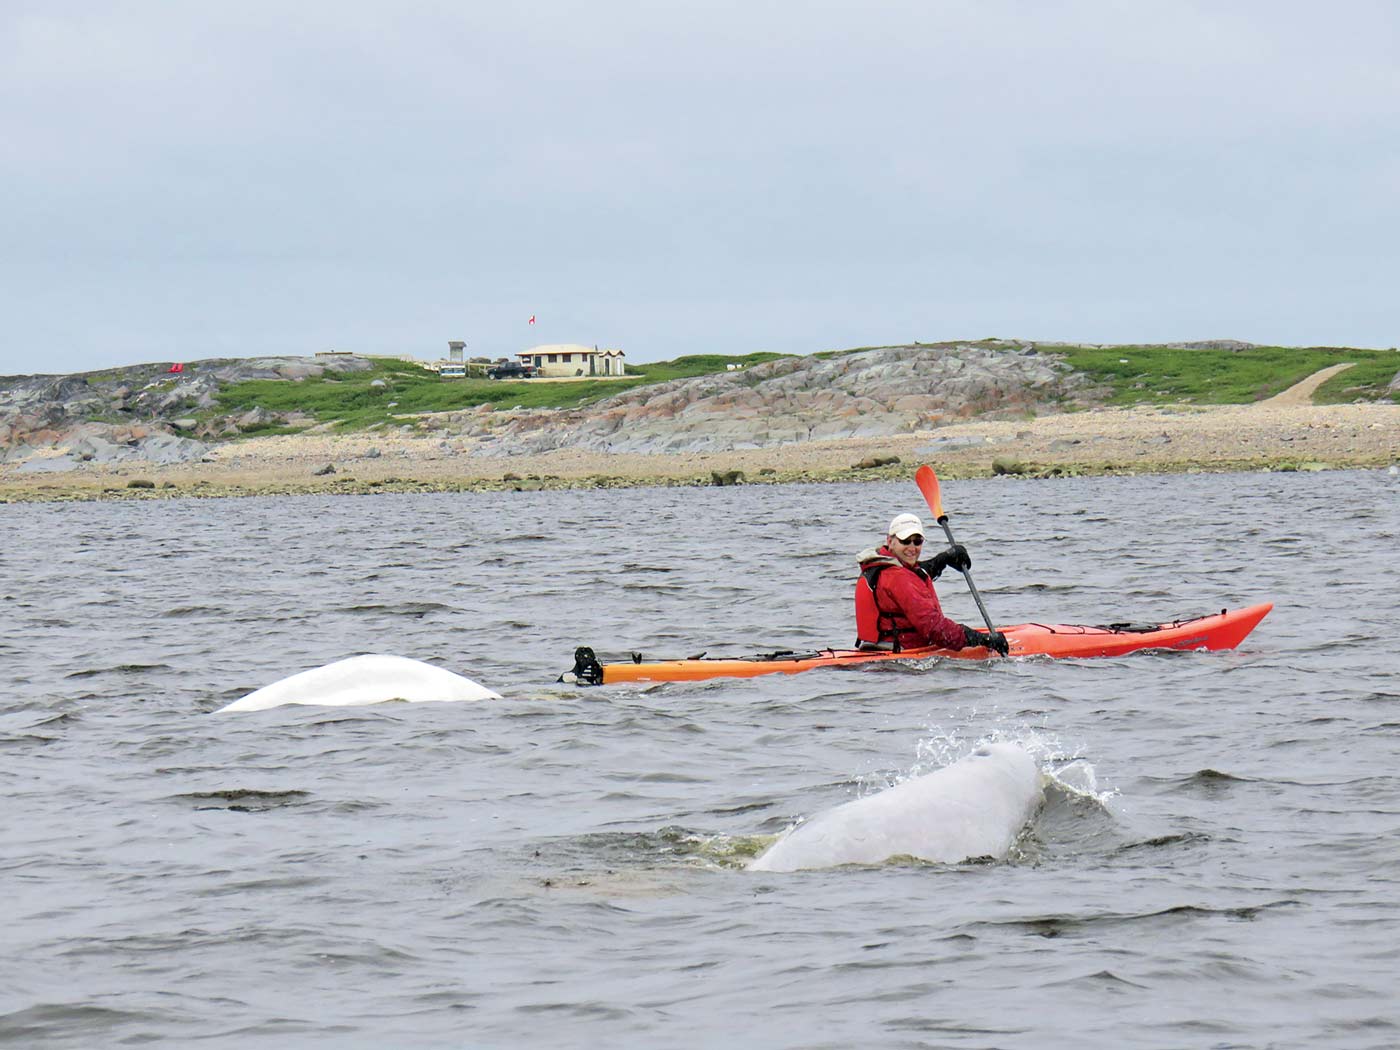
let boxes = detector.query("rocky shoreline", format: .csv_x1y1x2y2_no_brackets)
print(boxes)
2,399,1395,503
3,348,1396,502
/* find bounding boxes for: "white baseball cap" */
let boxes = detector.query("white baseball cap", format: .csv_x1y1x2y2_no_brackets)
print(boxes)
888,513,924,540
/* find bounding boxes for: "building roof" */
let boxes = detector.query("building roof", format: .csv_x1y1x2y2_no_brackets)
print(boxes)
516,344,625,358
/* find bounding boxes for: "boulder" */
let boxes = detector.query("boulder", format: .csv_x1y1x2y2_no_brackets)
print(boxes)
992,457,1029,476
69,433,127,463
139,433,208,464
274,361,326,380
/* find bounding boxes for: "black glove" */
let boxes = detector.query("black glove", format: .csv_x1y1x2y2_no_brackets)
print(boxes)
920,544,972,579
962,624,1010,656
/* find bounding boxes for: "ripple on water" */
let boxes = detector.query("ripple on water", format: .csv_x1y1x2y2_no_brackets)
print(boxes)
3,473,1398,1047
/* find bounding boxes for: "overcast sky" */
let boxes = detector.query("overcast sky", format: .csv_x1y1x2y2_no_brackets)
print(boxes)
2,1,1397,375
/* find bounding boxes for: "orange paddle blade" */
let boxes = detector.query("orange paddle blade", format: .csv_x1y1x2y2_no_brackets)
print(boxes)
914,465,946,523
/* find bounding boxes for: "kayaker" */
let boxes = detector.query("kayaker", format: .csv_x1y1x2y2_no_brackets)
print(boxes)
855,513,1010,655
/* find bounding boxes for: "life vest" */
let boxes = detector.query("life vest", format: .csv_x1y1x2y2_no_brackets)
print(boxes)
854,561,930,650
854,566,886,648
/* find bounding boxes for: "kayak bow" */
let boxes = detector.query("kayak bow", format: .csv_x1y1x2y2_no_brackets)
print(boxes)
562,603,1273,686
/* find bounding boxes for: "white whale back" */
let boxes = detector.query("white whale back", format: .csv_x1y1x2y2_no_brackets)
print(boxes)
215,654,502,713
749,742,1043,872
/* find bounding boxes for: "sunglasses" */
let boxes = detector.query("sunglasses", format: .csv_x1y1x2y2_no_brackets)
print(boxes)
896,534,924,545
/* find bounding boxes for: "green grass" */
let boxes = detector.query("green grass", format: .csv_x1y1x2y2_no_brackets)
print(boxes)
210,352,792,431
810,345,896,360
811,339,1399,404
1047,344,1400,405
623,351,787,380
1313,356,1400,404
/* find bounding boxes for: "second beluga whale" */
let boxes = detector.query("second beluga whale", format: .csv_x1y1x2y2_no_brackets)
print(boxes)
749,742,1043,872
215,654,501,713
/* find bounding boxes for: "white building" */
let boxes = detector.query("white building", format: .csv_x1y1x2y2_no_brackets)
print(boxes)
516,344,626,378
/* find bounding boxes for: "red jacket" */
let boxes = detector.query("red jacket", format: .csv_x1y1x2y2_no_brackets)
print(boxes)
869,546,968,651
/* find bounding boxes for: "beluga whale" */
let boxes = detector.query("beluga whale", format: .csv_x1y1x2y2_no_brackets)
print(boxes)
748,742,1043,872
215,654,501,714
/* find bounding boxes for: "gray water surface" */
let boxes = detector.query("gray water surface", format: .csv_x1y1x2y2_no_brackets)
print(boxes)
3,471,1399,1048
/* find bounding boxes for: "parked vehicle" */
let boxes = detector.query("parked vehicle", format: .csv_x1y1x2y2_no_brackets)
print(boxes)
486,362,536,380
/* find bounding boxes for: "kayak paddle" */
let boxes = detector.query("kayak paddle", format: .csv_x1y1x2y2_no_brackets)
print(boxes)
914,465,1003,653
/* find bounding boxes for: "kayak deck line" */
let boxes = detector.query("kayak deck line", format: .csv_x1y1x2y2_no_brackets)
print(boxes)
560,603,1274,686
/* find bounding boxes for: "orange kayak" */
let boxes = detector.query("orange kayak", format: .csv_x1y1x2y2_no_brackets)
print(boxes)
562,603,1273,686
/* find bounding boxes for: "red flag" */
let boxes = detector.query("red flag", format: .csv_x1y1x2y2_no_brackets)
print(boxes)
528,315,535,325
168,363,184,373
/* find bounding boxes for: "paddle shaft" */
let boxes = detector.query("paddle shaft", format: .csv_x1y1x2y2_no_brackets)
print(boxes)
914,464,1003,654
934,514,999,640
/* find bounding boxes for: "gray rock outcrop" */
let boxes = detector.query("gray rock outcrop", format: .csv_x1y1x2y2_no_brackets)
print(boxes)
5,421,211,473
0,355,371,469
455,343,1103,455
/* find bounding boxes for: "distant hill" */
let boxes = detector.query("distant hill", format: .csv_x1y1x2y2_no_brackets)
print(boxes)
451,341,1105,455
2,342,1396,467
